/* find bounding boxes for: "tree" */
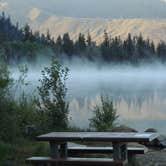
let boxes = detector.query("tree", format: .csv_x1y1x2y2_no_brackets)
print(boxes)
100,30,110,61
135,33,147,60
46,30,51,45
150,41,155,54
55,35,63,55
90,96,118,131
87,32,92,48
75,33,86,53
157,41,166,61
23,24,32,41
37,58,69,131
0,63,11,98
62,33,74,56
124,33,135,59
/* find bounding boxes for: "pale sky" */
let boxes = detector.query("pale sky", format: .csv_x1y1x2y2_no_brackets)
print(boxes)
1,0,166,20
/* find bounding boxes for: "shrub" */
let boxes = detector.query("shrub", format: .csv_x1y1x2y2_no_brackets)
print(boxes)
36,58,69,131
0,64,39,142
89,96,118,131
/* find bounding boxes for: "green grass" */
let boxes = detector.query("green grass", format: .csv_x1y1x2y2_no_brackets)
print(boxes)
0,138,50,166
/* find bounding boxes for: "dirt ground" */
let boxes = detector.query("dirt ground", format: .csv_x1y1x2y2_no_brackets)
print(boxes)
137,149,166,166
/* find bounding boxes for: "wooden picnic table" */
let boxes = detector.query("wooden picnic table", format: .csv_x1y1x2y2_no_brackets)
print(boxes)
36,132,159,161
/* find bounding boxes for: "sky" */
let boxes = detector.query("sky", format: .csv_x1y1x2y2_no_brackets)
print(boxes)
0,0,166,21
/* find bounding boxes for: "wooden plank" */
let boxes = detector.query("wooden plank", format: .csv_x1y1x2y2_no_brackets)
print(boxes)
68,146,147,154
36,132,159,143
26,157,127,166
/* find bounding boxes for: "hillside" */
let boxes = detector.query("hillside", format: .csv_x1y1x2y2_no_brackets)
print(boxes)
30,17,166,44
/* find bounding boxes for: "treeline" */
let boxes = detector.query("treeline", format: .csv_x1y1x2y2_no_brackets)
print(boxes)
1,12,166,64
51,31,166,64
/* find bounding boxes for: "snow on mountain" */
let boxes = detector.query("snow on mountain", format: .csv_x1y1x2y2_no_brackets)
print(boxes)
30,16,166,44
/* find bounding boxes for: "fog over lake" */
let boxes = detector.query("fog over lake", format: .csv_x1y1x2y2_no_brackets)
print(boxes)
12,63,166,134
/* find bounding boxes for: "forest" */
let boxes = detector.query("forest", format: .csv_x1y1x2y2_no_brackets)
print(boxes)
0,12,166,65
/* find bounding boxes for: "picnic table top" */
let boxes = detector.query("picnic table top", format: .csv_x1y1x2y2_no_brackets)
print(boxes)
37,132,159,143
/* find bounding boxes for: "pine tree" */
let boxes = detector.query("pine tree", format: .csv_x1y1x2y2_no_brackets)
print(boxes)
55,35,63,55
23,24,32,41
75,33,86,54
87,32,92,48
62,33,74,56
100,30,110,61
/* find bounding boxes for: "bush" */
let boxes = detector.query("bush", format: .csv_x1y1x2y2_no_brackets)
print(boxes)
36,57,69,131
0,64,39,142
89,96,119,131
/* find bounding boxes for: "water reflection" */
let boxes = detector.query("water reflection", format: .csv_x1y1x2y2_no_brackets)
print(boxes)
11,65,166,134
67,66,166,134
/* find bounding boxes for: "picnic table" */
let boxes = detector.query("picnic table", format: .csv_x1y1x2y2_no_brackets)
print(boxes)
27,132,159,166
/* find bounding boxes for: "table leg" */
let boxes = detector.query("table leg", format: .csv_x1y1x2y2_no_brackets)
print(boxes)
112,142,128,161
49,141,59,158
60,142,68,158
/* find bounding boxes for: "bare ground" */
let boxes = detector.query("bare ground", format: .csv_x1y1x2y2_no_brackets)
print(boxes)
137,149,166,166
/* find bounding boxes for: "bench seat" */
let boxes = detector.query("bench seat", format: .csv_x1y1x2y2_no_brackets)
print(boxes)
26,157,127,166
68,146,147,155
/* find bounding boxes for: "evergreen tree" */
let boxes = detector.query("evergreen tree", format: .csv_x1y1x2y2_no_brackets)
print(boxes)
90,96,118,131
87,32,92,48
55,35,63,55
75,33,86,53
136,33,146,60
62,33,74,56
157,41,166,61
46,30,51,45
150,41,155,54
23,24,32,41
100,30,110,61
126,34,134,56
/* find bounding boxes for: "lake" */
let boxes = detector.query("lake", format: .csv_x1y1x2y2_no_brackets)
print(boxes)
67,64,166,134
12,63,166,134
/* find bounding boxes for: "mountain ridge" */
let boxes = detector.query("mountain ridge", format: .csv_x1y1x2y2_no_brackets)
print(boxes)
30,16,166,44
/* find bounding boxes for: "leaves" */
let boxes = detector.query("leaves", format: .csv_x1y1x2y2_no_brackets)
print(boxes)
90,96,118,131
37,57,69,131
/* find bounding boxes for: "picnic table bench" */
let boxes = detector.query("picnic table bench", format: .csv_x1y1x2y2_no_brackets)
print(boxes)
26,132,158,166
68,146,148,164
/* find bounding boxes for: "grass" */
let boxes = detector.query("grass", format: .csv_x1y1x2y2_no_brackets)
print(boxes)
0,138,50,166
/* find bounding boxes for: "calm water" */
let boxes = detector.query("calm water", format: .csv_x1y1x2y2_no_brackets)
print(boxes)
12,64,166,134
66,65,166,134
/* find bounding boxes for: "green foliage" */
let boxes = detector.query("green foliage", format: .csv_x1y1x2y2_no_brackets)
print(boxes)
0,64,17,142
0,141,12,165
0,64,38,143
90,96,118,131
62,33,74,56
1,12,166,64
37,58,69,131
0,63,58,165
0,63,11,91
75,33,87,53
100,30,110,60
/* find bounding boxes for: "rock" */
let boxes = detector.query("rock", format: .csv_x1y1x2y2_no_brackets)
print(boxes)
145,128,157,133
110,125,137,132
143,128,166,149
160,138,166,149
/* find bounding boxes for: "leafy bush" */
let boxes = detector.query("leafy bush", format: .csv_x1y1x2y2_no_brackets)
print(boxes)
89,96,119,131
36,58,69,131
0,63,38,142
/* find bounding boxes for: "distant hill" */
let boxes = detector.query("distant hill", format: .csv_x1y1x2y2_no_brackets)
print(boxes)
1,0,166,44
30,17,166,44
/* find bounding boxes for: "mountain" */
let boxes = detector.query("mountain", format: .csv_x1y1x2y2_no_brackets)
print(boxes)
30,16,166,44
1,0,166,44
